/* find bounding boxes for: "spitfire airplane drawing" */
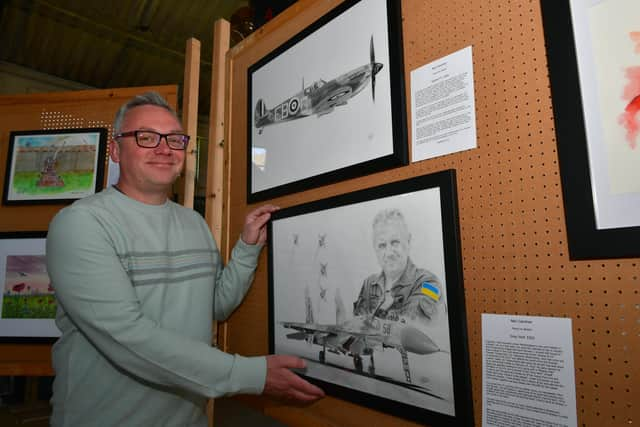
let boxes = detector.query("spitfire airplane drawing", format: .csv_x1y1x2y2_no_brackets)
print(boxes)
281,286,443,385
254,36,383,134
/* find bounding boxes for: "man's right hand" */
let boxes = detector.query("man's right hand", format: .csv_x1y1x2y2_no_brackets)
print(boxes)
263,355,325,403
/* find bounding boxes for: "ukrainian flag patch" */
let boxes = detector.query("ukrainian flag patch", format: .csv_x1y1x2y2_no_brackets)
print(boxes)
421,282,440,302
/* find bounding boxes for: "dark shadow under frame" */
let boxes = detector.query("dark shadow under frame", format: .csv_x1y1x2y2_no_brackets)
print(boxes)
541,0,640,260
267,170,473,426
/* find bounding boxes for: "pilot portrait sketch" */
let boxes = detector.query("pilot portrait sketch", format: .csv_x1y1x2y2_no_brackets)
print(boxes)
352,208,443,325
270,183,456,417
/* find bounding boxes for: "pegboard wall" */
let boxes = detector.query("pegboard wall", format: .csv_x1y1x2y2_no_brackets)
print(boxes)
0,85,177,375
222,0,638,426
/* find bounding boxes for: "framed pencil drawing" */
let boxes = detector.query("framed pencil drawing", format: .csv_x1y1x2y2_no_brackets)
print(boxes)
247,0,408,202
541,0,640,259
268,170,473,426
2,127,107,205
0,231,60,342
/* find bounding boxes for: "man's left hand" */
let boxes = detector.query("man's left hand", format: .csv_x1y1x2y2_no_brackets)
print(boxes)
241,204,279,245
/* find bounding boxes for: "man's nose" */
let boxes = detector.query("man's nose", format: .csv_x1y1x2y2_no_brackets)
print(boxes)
154,136,173,153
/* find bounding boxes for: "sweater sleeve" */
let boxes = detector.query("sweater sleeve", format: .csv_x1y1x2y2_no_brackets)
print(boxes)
47,207,266,398
212,236,263,321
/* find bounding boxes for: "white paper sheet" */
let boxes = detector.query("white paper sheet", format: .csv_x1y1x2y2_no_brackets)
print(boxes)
482,314,577,427
410,46,477,162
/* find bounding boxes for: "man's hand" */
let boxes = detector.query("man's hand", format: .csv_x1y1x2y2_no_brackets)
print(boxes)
263,355,324,403
241,205,279,245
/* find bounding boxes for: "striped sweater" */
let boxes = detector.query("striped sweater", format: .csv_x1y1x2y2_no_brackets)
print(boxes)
46,187,265,427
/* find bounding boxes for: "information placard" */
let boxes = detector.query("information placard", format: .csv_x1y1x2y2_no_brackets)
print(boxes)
482,314,577,427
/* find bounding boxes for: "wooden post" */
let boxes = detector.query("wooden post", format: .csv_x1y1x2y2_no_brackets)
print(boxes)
181,37,201,209
205,19,230,427
205,20,230,249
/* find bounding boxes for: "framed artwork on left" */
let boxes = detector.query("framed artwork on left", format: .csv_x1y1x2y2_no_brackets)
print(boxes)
0,231,60,342
2,127,108,205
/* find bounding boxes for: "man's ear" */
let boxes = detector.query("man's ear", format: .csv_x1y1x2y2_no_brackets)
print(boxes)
109,140,120,163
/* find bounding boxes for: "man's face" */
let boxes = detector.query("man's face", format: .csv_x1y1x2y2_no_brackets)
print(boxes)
110,105,185,193
373,219,410,278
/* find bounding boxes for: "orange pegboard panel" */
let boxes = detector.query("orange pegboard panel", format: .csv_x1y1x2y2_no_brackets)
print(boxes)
223,0,639,426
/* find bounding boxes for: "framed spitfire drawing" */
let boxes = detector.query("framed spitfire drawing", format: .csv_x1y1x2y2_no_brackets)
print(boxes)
247,0,408,202
0,231,60,342
268,170,474,426
2,127,107,205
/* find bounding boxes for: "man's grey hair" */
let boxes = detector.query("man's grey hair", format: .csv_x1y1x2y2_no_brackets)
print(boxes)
113,91,179,134
372,208,408,231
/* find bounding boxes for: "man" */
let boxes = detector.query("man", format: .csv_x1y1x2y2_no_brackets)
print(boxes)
353,208,442,323
46,92,323,427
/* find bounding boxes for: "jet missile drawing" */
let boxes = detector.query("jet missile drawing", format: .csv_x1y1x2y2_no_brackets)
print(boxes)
254,36,383,134
280,287,442,384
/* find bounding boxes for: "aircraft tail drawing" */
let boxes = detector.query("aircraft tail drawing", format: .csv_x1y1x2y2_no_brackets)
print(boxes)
304,286,314,324
254,99,268,124
335,288,346,325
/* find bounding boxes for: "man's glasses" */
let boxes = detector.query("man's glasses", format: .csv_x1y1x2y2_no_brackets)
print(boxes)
115,130,190,150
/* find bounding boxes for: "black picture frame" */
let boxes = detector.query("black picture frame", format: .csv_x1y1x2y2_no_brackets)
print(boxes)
247,0,408,203
267,170,473,426
2,127,108,205
0,231,60,343
541,0,640,259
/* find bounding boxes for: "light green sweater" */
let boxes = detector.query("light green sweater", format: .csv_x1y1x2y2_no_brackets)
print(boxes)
46,187,266,427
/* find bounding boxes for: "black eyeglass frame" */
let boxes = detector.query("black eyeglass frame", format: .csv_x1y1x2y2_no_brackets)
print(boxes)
115,130,190,150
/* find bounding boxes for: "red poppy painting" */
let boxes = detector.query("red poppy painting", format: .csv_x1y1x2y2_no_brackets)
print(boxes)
2,254,56,319
0,232,60,340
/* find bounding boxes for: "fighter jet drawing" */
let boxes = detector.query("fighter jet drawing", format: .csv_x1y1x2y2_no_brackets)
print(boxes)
280,287,442,384
254,36,383,134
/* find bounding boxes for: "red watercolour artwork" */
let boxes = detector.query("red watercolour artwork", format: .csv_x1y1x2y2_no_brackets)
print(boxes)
619,32,640,149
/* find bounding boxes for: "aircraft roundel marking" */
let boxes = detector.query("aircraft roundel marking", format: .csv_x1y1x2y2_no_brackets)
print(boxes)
289,97,300,114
